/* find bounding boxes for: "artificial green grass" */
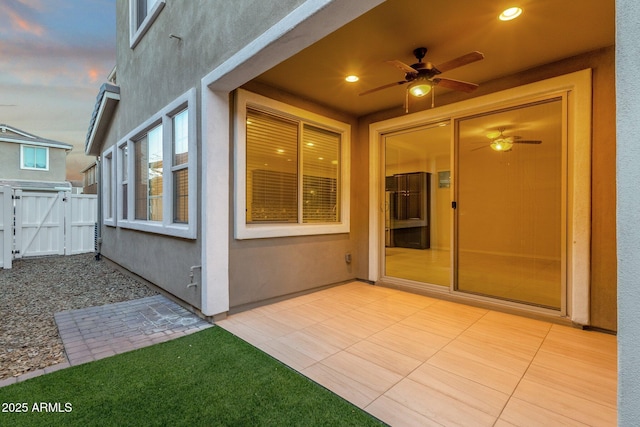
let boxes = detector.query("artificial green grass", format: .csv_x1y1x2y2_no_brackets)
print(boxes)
0,327,384,426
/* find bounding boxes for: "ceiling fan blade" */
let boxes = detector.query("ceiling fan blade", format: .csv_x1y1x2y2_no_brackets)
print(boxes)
434,51,484,73
359,80,408,96
386,60,416,74
433,77,479,93
513,140,542,144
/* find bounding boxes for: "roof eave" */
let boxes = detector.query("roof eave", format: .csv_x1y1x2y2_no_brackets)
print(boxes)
86,84,120,156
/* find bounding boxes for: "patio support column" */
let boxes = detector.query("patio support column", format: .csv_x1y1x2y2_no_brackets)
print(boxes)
200,88,230,317
616,0,640,423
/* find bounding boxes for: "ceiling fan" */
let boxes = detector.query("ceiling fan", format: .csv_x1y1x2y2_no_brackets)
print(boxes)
359,47,484,107
480,128,542,152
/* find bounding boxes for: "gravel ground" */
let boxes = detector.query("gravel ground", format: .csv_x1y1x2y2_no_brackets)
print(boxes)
0,254,158,380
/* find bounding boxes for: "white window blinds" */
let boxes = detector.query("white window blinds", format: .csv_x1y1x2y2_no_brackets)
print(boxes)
246,108,341,225
246,109,298,223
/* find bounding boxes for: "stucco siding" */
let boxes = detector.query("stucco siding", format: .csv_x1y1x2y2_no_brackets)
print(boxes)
97,0,308,309
228,82,361,309
616,0,640,423
115,0,306,136
0,141,68,182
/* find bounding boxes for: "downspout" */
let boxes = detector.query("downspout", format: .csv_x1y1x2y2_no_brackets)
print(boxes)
95,156,102,260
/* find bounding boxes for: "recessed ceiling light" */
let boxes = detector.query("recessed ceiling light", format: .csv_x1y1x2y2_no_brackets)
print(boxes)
345,75,359,83
499,7,522,21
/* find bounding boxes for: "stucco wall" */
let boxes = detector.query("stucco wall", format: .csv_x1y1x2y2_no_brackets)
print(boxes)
0,142,68,182
616,0,640,423
97,1,308,309
115,0,306,132
358,46,617,331
228,82,361,310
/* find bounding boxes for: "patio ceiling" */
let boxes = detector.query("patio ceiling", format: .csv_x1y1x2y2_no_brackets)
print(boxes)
254,0,614,117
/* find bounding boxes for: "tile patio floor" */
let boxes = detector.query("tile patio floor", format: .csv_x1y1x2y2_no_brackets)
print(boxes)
217,281,617,427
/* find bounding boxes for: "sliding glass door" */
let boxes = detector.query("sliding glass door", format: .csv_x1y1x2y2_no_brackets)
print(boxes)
454,98,564,309
383,122,451,287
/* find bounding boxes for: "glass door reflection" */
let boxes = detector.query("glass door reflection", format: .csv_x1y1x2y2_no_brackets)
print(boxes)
455,98,564,309
384,122,451,287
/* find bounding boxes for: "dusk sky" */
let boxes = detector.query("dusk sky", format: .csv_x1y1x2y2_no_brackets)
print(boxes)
1,0,116,183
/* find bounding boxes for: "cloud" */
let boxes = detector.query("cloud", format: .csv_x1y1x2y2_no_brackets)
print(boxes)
1,0,46,36
16,0,45,10
0,0,116,181
5,8,45,35
0,35,114,87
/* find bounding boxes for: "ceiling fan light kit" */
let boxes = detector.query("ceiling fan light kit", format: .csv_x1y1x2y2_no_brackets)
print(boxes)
485,128,542,152
360,46,484,112
490,138,514,152
408,79,432,97
499,7,523,21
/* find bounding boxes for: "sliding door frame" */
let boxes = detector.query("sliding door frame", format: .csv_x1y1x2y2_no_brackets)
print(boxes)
368,69,592,324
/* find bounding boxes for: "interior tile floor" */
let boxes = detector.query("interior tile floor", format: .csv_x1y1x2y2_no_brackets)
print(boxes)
216,281,616,427
385,248,561,308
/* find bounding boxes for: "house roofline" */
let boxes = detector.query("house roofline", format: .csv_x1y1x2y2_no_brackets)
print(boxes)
0,124,73,150
0,179,72,192
85,83,120,156
80,161,98,173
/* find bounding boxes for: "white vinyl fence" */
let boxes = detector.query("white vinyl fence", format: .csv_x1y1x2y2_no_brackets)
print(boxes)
0,186,97,269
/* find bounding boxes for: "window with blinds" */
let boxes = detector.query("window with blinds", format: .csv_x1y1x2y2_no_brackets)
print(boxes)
302,125,340,223
235,89,350,239
246,108,340,225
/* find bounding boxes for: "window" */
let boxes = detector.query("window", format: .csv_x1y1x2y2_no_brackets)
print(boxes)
119,143,129,221
129,0,165,48
116,89,196,238
21,145,48,170
85,166,96,186
134,125,163,221
172,109,189,223
235,89,350,239
103,147,116,227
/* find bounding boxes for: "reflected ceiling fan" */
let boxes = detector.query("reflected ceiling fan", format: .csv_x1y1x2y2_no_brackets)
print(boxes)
359,47,484,111
478,128,542,152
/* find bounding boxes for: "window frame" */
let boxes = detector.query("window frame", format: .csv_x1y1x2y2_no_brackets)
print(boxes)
102,146,116,227
20,144,49,172
116,88,197,238
234,89,351,239
129,0,165,49
171,108,189,224
20,145,49,171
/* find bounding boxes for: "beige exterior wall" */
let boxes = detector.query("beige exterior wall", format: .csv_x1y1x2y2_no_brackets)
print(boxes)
102,1,616,332
98,0,308,309
228,82,360,310
0,141,68,182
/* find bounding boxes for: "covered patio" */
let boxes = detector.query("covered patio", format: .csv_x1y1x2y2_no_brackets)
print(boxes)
217,282,616,426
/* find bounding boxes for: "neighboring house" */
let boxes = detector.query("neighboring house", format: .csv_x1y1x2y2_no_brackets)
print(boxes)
81,161,98,194
0,124,72,192
84,1,640,420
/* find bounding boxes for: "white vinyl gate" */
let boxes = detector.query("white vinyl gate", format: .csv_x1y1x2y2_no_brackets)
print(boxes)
0,187,97,269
